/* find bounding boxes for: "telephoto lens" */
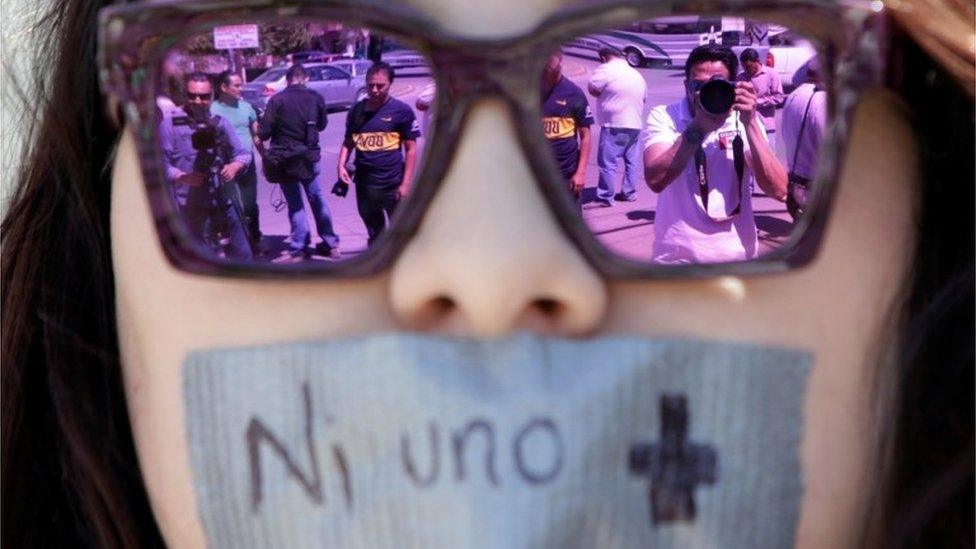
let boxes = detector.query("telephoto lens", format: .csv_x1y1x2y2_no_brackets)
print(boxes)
699,76,736,115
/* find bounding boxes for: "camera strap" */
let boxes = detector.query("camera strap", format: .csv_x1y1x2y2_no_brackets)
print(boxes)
694,133,744,221
789,87,820,177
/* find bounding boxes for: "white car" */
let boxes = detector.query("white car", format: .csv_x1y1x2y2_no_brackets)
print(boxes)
765,32,818,89
563,31,671,68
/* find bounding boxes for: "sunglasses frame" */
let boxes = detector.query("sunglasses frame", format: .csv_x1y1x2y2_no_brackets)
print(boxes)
98,0,886,279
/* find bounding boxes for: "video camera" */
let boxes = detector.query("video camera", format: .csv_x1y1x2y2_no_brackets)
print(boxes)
172,115,229,175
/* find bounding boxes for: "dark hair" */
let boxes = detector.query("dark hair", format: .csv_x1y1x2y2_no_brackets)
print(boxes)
366,61,395,83
684,43,738,80
185,71,212,89
216,69,238,89
1,2,972,547
1,0,164,545
285,63,307,83
739,48,759,64
598,46,622,61
859,22,975,547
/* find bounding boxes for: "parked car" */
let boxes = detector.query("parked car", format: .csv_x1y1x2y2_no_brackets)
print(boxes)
242,62,368,113
376,42,429,74
291,50,350,64
563,31,672,68
242,66,289,109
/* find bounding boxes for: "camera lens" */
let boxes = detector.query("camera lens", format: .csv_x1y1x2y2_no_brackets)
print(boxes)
699,77,735,115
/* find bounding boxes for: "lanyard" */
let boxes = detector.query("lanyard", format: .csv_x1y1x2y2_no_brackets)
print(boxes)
694,131,744,221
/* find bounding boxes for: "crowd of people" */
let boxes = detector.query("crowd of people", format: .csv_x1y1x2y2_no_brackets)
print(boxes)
543,44,826,264
159,61,419,263
159,43,825,265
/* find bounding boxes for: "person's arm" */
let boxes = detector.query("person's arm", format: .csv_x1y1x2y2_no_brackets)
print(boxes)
338,140,354,184
643,102,725,193
248,105,263,150
571,126,591,193
256,99,275,141
734,81,788,200
338,106,356,184
220,119,249,181
587,66,606,97
397,111,422,196
415,84,436,111
399,140,417,197
159,120,183,183
316,95,328,131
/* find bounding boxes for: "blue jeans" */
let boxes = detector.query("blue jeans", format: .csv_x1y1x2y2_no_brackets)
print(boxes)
281,177,340,253
596,127,641,203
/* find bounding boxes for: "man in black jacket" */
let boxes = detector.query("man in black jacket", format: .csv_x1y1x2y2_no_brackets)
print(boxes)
258,64,341,261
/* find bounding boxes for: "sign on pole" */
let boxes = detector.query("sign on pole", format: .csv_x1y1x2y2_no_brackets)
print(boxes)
214,24,260,50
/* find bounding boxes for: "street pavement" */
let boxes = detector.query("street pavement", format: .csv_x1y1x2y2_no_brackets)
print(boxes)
248,55,794,263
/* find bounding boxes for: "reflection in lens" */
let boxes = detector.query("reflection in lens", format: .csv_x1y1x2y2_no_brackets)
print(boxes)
557,16,827,265
155,21,431,266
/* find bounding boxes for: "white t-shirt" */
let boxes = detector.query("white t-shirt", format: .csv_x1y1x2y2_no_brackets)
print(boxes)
781,83,827,179
587,58,647,130
642,100,766,264
416,83,437,139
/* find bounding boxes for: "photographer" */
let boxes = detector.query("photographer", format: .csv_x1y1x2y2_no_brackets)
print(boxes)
642,44,787,264
159,72,253,260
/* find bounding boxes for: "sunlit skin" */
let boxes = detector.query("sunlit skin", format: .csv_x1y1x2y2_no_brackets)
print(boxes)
111,1,918,547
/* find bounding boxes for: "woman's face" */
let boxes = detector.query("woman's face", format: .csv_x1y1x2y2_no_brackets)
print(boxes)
111,0,918,546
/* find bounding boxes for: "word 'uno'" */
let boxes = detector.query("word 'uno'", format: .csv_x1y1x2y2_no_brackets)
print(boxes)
245,382,564,513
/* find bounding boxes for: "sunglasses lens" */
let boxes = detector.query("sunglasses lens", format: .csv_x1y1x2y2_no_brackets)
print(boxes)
152,20,435,269
550,15,829,266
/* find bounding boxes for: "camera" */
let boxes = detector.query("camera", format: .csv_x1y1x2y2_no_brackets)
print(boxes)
698,76,736,115
331,179,349,197
173,115,227,174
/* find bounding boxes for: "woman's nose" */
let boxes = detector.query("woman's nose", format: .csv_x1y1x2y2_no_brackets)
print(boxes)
388,99,608,336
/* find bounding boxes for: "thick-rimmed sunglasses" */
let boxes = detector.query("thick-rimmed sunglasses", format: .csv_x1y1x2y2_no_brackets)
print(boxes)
98,0,886,279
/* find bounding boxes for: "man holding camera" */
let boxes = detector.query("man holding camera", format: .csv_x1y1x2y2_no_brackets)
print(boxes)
258,64,340,261
159,72,253,260
643,44,787,264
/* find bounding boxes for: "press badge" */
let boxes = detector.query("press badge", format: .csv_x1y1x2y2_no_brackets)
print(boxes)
183,334,812,549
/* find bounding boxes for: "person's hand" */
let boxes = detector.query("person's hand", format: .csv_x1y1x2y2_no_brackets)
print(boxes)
176,172,206,187
220,161,244,182
570,172,585,194
396,182,409,200
338,165,352,185
733,81,758,126
252,136,264,149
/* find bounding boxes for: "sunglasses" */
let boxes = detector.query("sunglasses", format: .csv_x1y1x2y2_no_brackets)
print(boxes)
98,0,886,279
186,92,214,101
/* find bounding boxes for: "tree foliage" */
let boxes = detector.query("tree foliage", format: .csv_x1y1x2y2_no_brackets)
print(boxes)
180,23,313,56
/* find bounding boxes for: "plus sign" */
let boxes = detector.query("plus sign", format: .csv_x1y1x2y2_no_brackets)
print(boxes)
629,394,718,525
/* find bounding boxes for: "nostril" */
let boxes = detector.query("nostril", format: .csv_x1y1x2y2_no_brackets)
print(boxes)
431,295,455,314
532,298,564,317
